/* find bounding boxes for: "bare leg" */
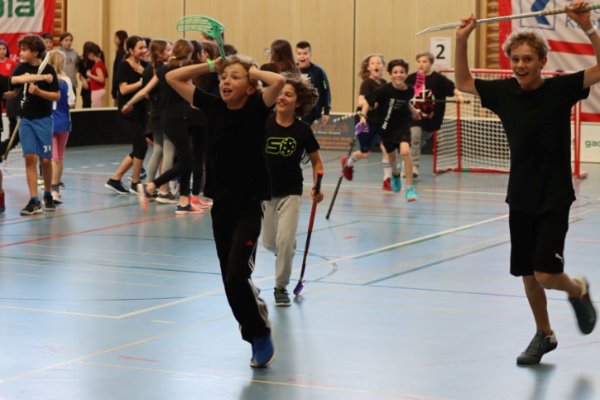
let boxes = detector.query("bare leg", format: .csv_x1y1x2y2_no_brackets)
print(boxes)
131,157,144,183
534,271,582,298
388,150,399,175
24,154,39,198
40,158,52,193
52,159,63,185
523,275,552,335
400,142,413,186
111,155,133,181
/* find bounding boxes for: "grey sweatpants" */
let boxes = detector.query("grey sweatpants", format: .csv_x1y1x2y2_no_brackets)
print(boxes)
261,195,302,288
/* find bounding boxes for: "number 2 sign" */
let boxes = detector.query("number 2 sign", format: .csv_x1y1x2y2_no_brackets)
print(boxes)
430,37,451,69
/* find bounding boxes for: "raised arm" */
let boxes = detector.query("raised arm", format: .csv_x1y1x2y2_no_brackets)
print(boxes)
248,66,285,107
122,74,159,112
455,14,478,96
166,61,216,104
567,1,600,88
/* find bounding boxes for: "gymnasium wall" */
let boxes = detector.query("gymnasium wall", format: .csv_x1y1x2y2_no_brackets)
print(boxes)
66,0,477,112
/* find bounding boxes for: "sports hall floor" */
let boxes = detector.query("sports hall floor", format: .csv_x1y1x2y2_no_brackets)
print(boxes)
0,145,599,400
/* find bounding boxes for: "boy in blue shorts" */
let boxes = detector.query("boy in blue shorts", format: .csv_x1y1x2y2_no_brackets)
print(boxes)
10,35,60,215
359,59,420,201
1,66,55,215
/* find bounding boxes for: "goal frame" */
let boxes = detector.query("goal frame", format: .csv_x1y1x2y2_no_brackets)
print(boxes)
433,68,586,179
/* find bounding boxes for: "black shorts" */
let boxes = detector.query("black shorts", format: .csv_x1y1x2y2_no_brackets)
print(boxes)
509,206,570,277
382,122,411,153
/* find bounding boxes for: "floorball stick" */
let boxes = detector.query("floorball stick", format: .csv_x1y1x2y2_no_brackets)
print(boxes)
416,3,600,35
293,171,324,296
325,122,365,220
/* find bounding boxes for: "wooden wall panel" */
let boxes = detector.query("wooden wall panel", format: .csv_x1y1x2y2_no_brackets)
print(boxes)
185,0,355,112
65,0,477,112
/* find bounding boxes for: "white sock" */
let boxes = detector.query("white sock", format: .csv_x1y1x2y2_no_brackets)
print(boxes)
383,162,391,179
347,156,356,167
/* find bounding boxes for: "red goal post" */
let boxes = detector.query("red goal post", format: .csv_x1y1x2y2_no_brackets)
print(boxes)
433,69,586,179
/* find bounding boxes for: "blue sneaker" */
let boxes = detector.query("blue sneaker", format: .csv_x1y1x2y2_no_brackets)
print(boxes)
405,185,418,202
390,174,401,193
251,332,275,368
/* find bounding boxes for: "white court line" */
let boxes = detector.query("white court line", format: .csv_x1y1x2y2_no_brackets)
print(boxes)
0,213,511,320
308,214,510,269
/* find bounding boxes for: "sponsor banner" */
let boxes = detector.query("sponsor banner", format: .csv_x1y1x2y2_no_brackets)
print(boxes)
0,0,55,56
312,114,355,151
499,0,600,121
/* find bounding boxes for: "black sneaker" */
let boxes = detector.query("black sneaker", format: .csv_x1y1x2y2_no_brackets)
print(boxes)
20,199,43,216
516,331,558,365
569,276,597,335
274,287,291,307
104,179,129,194
43,194,56,211
129,182,141,195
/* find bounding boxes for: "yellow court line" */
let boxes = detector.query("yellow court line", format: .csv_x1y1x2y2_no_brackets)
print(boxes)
75,360,456,400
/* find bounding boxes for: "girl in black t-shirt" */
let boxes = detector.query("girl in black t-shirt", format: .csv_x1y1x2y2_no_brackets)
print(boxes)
343,53,392,190
167,55,285,368
127,39,206,215
104,36,148,195
262,73,323,307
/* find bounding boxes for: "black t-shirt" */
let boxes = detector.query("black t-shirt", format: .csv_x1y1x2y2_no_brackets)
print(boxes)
78,58,94,93
117,60,145,119
192,90,272,201
366,82,414,133
406,71,455,131
265,116,320,197
475,71,589,213
11,62,59,120
0,75,8,96
157,65,188,120
142,64,162,117
359,78,386,125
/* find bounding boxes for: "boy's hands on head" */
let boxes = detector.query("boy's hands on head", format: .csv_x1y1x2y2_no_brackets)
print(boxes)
456,14,477,41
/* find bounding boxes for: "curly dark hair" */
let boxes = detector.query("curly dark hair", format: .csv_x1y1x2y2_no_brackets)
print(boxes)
280,72,318,118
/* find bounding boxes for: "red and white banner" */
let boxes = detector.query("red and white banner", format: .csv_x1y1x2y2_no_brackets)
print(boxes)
0,0,55,58
499,0,600,121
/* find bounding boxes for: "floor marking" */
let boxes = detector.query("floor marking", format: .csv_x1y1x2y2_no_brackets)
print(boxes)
118,355,160,363
0,315,230,384
75,360,454,400
307,214,509,269
151,320,176,325
0,214,176,249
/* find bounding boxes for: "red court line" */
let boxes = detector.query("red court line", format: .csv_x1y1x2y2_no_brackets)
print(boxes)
0,215,176,249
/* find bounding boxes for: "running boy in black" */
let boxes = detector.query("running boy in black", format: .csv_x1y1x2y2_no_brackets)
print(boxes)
167,55,285,368
406,51,459,177
295,41,331,124
11,35,60,215
262,73,323,306
360,59,420,201
456,0,597,365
